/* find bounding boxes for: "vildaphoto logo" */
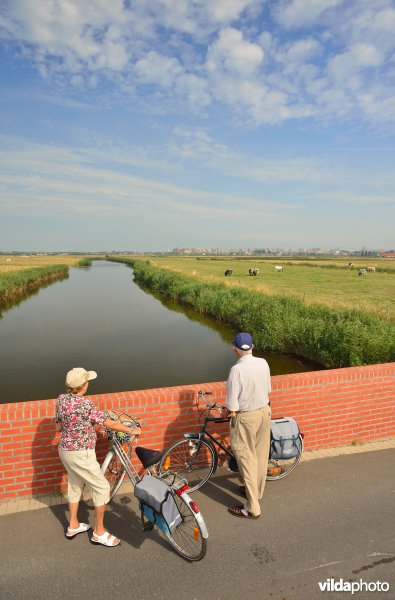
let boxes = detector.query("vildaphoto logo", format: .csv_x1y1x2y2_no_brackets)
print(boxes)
318,578,390,594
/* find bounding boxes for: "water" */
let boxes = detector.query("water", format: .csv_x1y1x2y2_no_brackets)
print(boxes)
0,261,321,403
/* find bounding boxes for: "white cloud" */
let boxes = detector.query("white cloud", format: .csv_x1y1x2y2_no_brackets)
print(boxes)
358,93,395,123
168,127,394,191
273,0,344,28
206,27,264,77
0,134,301,222
327,44,383,87
206,0,258,24
1,0,395,126
135,52,184,87
283,38,322,63
0,132,394,249
204,28,297,124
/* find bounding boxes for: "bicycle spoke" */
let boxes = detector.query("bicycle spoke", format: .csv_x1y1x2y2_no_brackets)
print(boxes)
159,438,216,492
162,493,206,560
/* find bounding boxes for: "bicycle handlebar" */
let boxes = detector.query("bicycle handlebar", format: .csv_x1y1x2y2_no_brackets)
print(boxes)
206,401,227,413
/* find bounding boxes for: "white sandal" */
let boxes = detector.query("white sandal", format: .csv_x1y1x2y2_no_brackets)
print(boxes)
66,523,91,538
91,531,120,547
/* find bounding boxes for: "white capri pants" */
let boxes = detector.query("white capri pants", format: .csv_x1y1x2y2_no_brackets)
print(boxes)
59,448,110,506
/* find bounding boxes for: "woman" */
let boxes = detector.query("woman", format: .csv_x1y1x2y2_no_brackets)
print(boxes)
55,367,141,547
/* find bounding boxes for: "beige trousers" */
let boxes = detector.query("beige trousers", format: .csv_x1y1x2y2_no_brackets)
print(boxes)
230,404,271,516
59,448,110,506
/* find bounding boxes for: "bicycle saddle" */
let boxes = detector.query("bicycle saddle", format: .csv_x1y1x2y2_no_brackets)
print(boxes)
135,446,163,468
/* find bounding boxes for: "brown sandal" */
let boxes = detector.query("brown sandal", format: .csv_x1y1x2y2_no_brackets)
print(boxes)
228,505,260,519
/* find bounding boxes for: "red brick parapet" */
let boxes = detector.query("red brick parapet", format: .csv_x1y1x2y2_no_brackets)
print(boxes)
1,363,394,502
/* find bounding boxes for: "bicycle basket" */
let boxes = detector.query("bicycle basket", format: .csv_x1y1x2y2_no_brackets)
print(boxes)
105,409,143,442
134,475,182,535
106,409,143,427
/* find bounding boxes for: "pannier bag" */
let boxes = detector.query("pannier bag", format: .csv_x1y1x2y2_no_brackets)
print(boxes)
134,475,182,535
270,417,301,460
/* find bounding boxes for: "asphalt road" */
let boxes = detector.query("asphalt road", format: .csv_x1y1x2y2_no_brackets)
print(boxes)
1,449,394,600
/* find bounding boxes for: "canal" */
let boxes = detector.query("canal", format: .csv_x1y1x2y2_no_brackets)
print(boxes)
0,261,321,403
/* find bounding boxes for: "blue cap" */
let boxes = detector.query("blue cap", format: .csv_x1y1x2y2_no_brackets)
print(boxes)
233,332,253,350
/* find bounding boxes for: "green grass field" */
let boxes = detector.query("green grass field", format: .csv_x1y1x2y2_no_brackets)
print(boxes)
148,256,395,321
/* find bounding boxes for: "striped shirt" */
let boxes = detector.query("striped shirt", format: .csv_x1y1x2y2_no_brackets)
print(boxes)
226,354,271,412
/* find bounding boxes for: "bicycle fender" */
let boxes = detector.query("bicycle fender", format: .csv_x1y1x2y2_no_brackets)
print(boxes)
181,491,209,539
183,433,200,439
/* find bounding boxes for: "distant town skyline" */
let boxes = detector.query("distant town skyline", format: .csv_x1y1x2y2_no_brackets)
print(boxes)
2,246,393,257
1,1,394,251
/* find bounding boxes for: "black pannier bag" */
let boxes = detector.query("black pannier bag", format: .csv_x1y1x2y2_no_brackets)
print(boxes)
270,417,302,460
134,475,182,535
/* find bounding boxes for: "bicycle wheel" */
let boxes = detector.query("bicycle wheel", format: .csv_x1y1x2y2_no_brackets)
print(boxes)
162,490,208,561
158,438,217,492
102,445,132,500
266,435,303,481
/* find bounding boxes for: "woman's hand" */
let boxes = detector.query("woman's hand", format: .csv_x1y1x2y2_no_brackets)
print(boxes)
103,417,142,437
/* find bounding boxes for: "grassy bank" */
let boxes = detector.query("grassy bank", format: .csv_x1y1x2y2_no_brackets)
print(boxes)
0,265,69,306
111,257,395,368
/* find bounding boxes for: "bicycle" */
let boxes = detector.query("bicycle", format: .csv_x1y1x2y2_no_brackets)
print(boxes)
157,390,304,492
86,411,208,561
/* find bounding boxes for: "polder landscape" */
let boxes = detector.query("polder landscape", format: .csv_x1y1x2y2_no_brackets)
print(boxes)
1,252,394,375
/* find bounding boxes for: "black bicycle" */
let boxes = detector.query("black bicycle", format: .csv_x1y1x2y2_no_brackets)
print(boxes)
158,390,304,492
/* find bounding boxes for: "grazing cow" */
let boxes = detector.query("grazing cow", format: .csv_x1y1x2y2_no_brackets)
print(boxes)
366,266,376,272
224,269,233,277
358,269,367,276
6,258,11,262
274,265,284,272
249,268,259,276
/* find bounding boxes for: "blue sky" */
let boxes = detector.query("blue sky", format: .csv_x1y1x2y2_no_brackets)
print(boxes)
0,0,394,251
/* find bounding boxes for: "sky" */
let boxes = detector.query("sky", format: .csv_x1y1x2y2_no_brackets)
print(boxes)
0,0,394,252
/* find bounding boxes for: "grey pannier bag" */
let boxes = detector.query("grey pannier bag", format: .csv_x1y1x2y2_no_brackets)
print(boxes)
270,417,301,460
134,475,182,535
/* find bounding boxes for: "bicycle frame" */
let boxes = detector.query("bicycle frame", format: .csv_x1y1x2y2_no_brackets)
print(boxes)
185,416,234,463
107,436,140,485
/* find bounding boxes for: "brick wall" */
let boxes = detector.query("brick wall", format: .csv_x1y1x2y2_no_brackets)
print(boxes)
1,363,394,502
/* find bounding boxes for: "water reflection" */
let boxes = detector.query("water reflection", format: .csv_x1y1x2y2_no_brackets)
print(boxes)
0,272,69,316
136,281,321,376
0,262,321,404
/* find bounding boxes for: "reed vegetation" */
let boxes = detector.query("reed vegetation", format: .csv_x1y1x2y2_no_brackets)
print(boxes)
111,257,395,368
0,265,69,306
78,258,93,267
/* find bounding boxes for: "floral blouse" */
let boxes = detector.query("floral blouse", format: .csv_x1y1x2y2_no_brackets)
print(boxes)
55,393,107,451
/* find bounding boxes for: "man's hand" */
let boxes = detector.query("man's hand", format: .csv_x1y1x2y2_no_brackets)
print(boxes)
227,410,236,417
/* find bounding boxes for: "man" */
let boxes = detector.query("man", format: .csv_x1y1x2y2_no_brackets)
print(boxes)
226,332,271,519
